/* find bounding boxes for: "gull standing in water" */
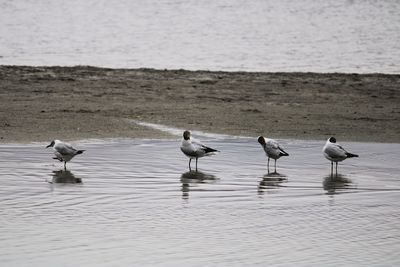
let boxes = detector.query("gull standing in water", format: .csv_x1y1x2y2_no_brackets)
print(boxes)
323,137,358,175
257,136,289,173
46,140,85,170
180,130,219,172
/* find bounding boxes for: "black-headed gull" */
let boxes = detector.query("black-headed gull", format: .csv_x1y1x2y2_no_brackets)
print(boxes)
257,136,289,173
180,130,219,171
46,140,85,170
323,137,358,174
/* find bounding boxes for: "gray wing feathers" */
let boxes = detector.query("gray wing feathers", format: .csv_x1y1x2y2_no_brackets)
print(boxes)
56,143,78,156
325,144,347,159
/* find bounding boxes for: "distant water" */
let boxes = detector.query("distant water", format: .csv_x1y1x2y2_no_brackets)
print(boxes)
1,0,399,73
1,136,400,266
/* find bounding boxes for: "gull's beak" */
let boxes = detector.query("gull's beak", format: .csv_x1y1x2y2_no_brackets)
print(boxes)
46,141,54,148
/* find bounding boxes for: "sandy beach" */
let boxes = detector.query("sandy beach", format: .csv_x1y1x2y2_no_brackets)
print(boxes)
0,65,399,143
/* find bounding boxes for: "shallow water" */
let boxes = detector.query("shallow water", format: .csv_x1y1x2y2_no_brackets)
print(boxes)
1,135,399,266
1,0,400,73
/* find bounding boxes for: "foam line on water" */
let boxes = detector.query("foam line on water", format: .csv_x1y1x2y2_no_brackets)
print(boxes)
131,120,248,140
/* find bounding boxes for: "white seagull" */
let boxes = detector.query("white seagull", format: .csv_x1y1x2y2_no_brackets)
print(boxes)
46,140,85,170
180,130,219,171
323,137,358,174
257,136,289,173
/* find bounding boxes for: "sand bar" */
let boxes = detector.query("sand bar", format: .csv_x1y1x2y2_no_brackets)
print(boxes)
0,65,399,143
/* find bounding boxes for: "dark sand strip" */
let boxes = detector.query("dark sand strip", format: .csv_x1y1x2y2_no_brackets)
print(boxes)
1,65,399,143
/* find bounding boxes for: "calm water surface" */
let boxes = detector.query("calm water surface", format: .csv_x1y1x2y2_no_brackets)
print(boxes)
1,0,399,73
0,135,399,266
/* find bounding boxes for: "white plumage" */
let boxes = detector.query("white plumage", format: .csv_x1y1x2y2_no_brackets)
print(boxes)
323,137,358,174
46,139,84,170
180,131,218,171
257,136,289,173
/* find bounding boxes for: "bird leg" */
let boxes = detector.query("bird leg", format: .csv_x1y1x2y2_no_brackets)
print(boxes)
189,158,192,171
335,162,338,176
274,159,277,173
64,161,67,171
195,158,198,172
267,157,270,174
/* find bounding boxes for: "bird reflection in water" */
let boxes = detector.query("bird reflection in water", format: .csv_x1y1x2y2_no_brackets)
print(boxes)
258,172,288,194
323,174,353,195
51,170,82,184
180,171,217,200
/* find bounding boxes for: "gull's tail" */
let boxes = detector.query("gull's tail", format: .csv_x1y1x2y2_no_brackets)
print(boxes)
280,151,289,157
203,146,219,154
76,150,85,155
346,152,358,158
279,147,289,157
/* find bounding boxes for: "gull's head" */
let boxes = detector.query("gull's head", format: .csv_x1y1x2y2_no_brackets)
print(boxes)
46,139,61,148
257,136,266,146
183,130,191,140
46,140,56,148
328,137,336,143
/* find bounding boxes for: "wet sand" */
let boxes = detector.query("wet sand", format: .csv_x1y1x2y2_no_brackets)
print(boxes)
0,65,399,143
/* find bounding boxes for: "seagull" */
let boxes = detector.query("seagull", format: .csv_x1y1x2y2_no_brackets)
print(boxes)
180,130,219,171
257,136,289,173
46,140,85,170
323,137,358,174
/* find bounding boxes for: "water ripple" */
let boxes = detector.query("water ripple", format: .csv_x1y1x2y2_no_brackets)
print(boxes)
0,138,399,266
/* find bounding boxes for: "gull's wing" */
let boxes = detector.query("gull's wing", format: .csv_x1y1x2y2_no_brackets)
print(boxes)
200,144,218,153
265,139,288,156
191,138,205,152
265,139,280,154
192,138,218,153
325,143,347,159
55,142,78,156
266,139,279,149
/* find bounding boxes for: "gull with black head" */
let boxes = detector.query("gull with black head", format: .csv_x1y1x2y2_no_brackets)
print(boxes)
180,130,219,172
46,140,85,170
323,137,358,175
257,136,289,173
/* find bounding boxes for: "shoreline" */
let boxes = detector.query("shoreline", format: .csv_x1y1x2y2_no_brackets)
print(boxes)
1,65,399,143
